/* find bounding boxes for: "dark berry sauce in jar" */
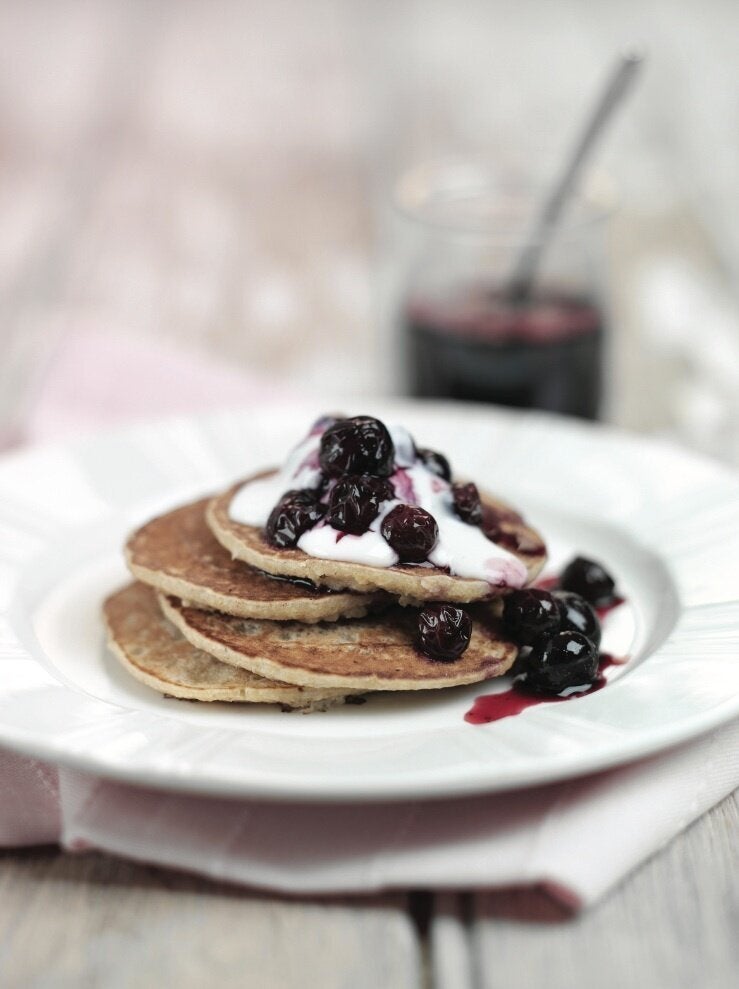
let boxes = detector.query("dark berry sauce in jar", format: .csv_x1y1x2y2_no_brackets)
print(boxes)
404,287,604,420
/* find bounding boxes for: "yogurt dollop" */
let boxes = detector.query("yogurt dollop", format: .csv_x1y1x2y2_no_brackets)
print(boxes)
228,420,529,588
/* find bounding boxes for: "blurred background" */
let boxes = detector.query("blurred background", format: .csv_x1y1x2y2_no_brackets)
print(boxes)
1,0,738,460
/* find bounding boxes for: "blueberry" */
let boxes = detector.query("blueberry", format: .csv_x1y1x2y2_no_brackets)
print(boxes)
502,588,560,645
418,447,452,482
452,482,483,525
319,416,395,478
325,475,394,535
560,556,616,607
416,603,472,662
381,505,439,563
265,489,326,548
553,590,601,650
525,630,599,694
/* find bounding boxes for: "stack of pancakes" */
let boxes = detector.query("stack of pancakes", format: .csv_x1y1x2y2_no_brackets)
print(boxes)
104,478,546,712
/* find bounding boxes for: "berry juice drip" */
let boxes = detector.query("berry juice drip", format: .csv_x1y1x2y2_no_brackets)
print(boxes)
464,653,627,725
404,289,604,420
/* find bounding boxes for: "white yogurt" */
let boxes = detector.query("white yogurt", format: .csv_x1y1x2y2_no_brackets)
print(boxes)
228,420,529,588
228,430,322,525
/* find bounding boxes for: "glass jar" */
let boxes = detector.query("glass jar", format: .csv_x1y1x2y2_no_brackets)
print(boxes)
393,160,612,419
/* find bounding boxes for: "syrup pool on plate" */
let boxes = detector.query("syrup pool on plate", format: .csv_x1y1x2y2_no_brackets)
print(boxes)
464,652,628,724
464,565,628,724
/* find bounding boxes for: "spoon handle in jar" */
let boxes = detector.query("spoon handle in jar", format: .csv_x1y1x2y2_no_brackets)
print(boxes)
507,51,644,302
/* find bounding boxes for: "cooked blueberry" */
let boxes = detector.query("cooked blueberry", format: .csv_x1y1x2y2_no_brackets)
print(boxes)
452,482,483,525
553,590,601,649
502,588,560,645
325,475,394,535
418,447,452,482
265,489,326,548
381,504,439,562
319,416,395,478
416,603,472,662
525,630,599,694
560,556,616,607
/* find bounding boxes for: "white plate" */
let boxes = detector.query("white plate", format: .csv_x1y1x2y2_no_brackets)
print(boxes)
0,401,737,802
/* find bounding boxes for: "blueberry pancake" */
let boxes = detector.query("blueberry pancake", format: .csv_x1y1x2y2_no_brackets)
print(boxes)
159,591,518,691
107,414,550,706
104,582,352,708
207,416,546,604
126,497,382,622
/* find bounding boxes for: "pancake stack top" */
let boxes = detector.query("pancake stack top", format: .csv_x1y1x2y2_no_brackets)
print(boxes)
105,414,547,710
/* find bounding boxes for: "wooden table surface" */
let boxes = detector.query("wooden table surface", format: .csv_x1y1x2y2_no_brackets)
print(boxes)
1,790,736,987
0,1,736,986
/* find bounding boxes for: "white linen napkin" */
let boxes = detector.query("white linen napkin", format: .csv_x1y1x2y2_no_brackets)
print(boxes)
2,719,736,908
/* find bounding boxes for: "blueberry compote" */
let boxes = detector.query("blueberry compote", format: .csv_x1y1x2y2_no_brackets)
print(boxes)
381,505,439,563
405,288,604,419
560,556,618,609
467,555,624,723
451,482,483,526
416,603,472,662
464,653,627,724
319,416,395,478
256,413,541,663
326,476,394,536
502,588,560,645
554,590,601,649
265,489,326,548
417,448,452,482
525,631,599,694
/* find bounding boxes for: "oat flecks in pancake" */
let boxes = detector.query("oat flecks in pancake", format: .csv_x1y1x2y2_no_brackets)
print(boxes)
160,592,518,691
206,476,547,603
126,497,379,622
103,582,350,708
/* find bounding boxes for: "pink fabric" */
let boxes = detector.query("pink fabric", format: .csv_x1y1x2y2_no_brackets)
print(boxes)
22,325,289,444
0,329,737,908
0,751,60,846
2,722,737,907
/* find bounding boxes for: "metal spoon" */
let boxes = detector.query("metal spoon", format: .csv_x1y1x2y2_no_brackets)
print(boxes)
506,51,644,302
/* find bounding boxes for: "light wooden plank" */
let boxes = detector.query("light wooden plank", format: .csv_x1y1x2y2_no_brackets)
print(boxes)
469,790,738,989
0,850,422,989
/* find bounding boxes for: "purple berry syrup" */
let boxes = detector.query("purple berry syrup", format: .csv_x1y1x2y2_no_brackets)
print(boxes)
465,653,626,725
404,288,604,419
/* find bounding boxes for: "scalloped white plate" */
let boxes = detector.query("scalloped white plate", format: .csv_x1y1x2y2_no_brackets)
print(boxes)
0,400,737,801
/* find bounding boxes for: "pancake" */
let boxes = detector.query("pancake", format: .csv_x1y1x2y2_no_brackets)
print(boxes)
159,592,519,691
126,498,380,622
206,477,546,604
103,582,351,709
